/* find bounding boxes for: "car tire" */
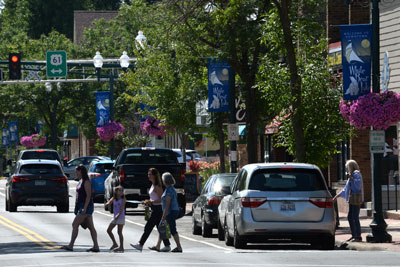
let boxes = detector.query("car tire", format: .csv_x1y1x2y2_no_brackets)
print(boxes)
233,221,246,249
5,197,9,211
320,235,335,250
224,220,233,246
192,214,202,235
217,219,224,241
57,201,69,213
201,214,212,238
9,201,17,212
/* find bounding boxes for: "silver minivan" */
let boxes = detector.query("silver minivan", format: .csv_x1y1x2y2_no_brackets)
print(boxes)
218,163,336,249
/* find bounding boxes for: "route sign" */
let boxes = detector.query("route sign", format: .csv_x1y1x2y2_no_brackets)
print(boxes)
46,51,67,78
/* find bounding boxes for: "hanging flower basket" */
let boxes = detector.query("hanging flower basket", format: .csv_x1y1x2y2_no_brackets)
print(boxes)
141,117,167,136
20,134,47,148
96,121,125,142
339,91,400,130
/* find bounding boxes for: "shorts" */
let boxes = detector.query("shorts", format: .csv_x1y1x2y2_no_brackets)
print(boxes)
77,203,94,216
111,217,125,225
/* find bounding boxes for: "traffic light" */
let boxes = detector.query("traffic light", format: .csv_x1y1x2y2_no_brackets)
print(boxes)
9,53,21,80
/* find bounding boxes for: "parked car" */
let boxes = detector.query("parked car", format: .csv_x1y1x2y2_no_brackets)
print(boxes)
104,147,186,213
186,150,202,161
87,159,115,202
5,159,69,212
63,156,110,180
218,163,336,249
17,149,62,165
192,173,237,238
172,149,202,170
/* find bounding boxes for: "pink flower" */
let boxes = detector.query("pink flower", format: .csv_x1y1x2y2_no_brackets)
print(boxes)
20,134,46,147
339,91,400,130
141,117,167,136
97,121,125,142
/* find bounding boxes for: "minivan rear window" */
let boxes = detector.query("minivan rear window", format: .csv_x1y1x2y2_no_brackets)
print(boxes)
20,164,62,175
248,168,326,191
122,150,177,164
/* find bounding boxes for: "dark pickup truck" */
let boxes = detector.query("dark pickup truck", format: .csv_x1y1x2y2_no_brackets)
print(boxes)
104,147,186,212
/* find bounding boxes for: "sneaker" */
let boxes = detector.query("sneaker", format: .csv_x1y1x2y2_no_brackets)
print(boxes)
131,243,143,252
346,237,354,242
160,246,171,252
350,237,362,242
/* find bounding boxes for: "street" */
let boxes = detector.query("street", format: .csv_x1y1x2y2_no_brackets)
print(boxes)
0,179,399,267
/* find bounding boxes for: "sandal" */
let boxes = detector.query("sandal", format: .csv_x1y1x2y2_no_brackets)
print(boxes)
86,247,100,252
171,247,183,253
61,245,73,251
148,246,160,252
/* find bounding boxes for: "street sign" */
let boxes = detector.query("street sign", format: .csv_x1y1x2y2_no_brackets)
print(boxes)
46,51,67,78
370,130,385,153
228,123,239,141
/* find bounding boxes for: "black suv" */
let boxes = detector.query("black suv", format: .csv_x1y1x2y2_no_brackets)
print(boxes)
17,149,62,165
5,159,69,212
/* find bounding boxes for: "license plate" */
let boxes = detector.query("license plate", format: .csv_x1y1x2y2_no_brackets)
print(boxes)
35,180,46,186
280,202,295,211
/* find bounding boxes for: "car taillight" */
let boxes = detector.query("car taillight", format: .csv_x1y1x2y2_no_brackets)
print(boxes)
90,173,102,178
53,176,68,183
207,196,222,206
180,168,185,181
309,197,333,208
120,169,125,182
241,197,267,208
12,176,29,183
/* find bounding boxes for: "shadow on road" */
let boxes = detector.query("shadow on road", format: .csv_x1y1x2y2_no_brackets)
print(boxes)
0,241,60,255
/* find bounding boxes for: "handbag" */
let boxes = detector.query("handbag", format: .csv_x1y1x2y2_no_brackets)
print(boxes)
349,189,362,205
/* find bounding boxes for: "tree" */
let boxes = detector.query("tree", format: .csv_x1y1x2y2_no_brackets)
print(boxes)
259,0,350,166
158,0,271,164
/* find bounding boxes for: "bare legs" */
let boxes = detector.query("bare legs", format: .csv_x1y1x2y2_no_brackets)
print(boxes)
66,215,99,251
107,223,124,252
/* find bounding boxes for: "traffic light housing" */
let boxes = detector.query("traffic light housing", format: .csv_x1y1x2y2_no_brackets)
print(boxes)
9,53,21,80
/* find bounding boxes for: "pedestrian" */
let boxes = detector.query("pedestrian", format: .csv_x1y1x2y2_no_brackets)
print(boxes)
333,159,364,242
131,168,171,252
105,185,126,252
154,172,183,253
61,164,100,252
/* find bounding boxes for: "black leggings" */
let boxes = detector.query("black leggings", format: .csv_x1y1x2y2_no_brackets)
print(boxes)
139,205,170,246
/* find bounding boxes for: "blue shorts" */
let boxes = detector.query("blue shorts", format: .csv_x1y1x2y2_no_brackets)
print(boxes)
77,203,94,216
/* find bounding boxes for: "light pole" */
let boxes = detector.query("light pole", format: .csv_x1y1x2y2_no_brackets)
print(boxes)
45,82,61,150
93,47,135,159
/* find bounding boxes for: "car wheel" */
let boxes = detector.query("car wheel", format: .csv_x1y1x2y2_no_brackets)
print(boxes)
201,213,212,238
320,235,335,250
233,220,246,249
192,213,202,235
224,220,233,246
9,201,17,212
217,219,224,241
57,200,69,213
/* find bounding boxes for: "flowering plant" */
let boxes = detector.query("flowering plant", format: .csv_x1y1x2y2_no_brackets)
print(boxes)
188,160,200,172
20,134,46,147
141,117,167,136
96,121,125,142
339,91,400,130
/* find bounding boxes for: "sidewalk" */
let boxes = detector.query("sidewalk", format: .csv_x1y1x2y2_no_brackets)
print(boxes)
335,211,400,251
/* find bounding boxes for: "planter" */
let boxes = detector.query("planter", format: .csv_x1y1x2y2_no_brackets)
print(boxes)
96,121,124,142
20,134,46,147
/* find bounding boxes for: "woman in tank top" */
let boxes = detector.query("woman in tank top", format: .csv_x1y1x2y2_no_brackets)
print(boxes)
131,168,171,252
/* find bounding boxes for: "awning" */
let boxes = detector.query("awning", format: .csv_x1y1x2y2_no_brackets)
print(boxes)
264,113,289,135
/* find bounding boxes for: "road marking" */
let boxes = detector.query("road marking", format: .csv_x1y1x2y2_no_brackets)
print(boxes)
0,215,58,250
95,210,232,252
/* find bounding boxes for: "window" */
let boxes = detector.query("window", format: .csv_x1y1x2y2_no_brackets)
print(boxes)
201,176,214,194
20,164,62,175
21,151,60,162
248,168,326,191
234,170,248,191
122,150,178,164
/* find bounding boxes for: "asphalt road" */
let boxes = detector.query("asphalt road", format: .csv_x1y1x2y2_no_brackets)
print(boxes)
0,179,400,267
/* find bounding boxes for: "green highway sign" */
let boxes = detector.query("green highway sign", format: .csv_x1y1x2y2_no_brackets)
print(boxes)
46,51,67,78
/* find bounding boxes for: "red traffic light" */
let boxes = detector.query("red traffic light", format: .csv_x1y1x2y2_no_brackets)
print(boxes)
11,55,19,63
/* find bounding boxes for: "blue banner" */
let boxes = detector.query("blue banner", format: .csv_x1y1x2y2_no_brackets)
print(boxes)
207,59,231,112
340,24,372,100
37,121,44,135
95,91,110,127
8,121,18,143
2,128,9,147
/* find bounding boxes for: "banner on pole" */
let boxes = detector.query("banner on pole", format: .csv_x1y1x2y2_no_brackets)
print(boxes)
2,128,10,147
95,91,110,127
207,59,231,112
340,24,372,100
9,121,18,143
